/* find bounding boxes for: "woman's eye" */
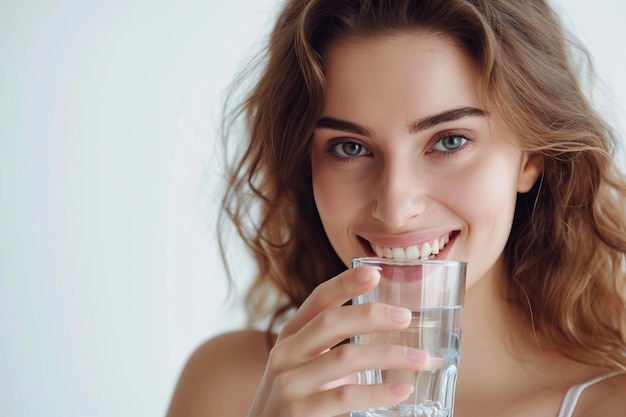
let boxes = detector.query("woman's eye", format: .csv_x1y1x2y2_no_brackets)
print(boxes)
332,142,371,158
431,135,467,152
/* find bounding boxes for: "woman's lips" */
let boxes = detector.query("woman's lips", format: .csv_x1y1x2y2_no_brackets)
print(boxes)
359,231,459,261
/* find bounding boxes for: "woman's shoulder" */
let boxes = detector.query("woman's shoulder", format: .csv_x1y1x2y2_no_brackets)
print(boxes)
196,328,274,356
166,329,272,417
183,328,273,373
573,370,626,416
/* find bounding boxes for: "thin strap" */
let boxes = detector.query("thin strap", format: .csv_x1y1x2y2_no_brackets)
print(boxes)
557,371,626,417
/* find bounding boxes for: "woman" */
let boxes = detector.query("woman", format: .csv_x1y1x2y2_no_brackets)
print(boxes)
167,1,626,416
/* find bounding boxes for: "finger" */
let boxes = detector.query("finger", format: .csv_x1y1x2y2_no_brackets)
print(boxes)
279,266,380,340
292,382,415,417
296,303,412,358
286,344,429,395
269,303,412,372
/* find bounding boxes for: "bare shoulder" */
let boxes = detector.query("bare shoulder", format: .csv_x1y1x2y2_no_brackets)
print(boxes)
166,329,272,417
575,371,626,417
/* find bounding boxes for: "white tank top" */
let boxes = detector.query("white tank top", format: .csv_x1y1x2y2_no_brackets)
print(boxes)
557,371,625,417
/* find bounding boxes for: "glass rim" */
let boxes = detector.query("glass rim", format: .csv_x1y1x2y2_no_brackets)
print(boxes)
351,256,467,267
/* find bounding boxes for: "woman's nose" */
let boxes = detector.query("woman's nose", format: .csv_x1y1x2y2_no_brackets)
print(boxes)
371,161,428,229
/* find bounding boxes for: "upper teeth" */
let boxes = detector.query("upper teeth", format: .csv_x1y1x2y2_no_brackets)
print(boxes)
372,234,450,260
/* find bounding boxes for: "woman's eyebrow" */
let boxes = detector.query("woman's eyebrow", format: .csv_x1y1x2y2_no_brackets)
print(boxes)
316,106,487,136
410,107,487,133
316,117,370,136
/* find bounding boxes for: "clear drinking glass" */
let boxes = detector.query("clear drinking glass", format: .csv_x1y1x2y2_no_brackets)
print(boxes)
350,257,467,417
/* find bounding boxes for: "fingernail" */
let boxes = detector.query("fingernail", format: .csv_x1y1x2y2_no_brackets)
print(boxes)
404,347,428,363
388,307,411,324
389,383,414,397
355,267,379,283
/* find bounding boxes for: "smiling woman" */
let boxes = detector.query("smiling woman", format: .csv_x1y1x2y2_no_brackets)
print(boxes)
2,0,625,416
310,34,536,278
165,1,626,417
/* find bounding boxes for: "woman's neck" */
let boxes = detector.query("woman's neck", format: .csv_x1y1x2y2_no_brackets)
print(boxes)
457,258,570,393
454,258,612,417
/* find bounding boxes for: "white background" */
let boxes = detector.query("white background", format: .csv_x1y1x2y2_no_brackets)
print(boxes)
1,1,624,416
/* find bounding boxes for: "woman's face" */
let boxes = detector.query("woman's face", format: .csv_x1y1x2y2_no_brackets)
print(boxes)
311,33,540,289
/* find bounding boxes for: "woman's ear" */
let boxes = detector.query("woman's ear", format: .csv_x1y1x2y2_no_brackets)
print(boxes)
517,152,543,193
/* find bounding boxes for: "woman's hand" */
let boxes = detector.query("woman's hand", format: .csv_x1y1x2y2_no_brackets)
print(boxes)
245,266,429,417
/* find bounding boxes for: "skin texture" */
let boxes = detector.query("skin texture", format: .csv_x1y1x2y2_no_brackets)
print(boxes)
166,34,626,417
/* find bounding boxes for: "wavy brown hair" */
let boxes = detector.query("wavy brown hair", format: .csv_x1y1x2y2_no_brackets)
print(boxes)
218,0,626,368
